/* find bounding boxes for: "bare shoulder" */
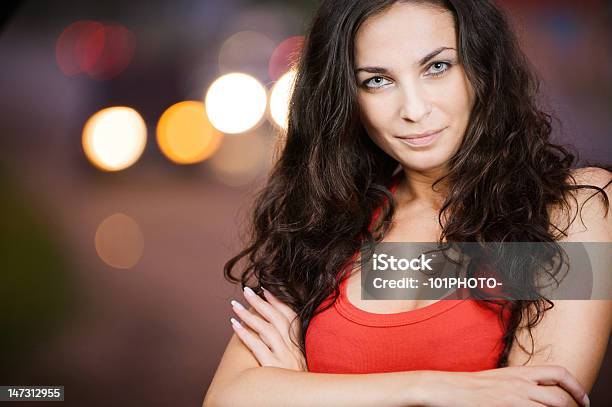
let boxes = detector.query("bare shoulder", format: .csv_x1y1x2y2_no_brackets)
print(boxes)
550,166,612,242
569,166,612,192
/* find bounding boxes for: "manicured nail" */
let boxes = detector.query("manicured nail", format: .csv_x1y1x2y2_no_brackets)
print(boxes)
243,286,256,296
583,394,590,407
230,317,243,329
231,299,245,310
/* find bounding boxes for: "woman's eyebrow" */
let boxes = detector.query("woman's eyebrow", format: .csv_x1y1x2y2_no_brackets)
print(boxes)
355,46,456,74
418,46,455,65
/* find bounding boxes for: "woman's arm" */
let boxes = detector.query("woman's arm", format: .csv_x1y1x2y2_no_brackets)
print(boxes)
202,333,428,407
203,294,428,407
203,331,588,407
508,300,611,406
203,294,588,407
507,167,612,406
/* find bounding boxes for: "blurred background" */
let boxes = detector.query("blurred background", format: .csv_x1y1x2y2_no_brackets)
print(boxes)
0,0,610,405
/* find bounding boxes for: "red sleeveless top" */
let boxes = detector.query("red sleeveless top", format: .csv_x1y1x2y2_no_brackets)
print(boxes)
305,172,510,373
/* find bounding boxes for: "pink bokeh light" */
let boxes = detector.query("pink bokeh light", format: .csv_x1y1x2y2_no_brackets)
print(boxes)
56,20,136,80
268,35,304,81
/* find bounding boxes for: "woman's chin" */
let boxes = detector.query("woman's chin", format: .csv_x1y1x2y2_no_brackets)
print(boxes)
398,155,449,173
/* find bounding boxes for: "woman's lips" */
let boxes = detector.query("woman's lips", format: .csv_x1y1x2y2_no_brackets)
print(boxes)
397,128,444,147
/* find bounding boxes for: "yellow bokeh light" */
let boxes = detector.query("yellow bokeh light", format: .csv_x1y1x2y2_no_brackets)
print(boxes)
157,101,223,164
269,70,297,130
82,106,147,171
204,72,267,134
95,213,144,269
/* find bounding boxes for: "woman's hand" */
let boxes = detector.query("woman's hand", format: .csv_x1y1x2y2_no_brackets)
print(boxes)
230,286,308,372
423,365,589,407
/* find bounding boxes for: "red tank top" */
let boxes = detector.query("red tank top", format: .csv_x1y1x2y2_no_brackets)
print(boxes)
305,172,510,373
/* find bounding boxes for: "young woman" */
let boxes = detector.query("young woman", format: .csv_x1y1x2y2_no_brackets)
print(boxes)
203,0,612,406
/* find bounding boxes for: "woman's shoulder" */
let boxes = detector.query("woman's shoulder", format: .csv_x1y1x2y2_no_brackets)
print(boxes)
569,166,612,186
551,166,612,242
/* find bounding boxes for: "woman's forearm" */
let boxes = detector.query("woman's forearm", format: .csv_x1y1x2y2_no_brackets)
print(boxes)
203,367,428,407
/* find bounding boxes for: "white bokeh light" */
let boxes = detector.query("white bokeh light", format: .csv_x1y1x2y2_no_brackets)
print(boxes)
204,72,267,134
269,70,296,130
82,106,147,171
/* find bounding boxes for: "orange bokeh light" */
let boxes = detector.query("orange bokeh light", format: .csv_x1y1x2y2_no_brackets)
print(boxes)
157,101,223,164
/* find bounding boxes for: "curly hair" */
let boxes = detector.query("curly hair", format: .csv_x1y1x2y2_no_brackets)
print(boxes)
224,0,611,368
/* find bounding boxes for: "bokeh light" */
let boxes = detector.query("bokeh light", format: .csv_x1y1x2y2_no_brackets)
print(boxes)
204,73,267,134
218,31,275,79
82,106,147,171
268,36,304,81
56,20,135,80
157,101,223,164
95,213,144,269
87,23,136,80
207,129,272,187
269,69,297,131
56,20,105,76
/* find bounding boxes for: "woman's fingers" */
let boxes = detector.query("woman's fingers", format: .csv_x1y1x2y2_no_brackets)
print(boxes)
519,365,589,406
230,317,276,366
262,287,298,321
262,288,302,347
526,384,573,407
243,286,288,324
231,299,285,352
230,286,306,371
241,286,292,344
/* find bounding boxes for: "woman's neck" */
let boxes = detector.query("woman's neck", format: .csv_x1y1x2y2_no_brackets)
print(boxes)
395,167,449,212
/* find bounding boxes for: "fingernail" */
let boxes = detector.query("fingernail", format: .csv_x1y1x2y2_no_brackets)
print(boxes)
231,299,245,310
583,394,590,407
243,286,256,296
230,317,243,329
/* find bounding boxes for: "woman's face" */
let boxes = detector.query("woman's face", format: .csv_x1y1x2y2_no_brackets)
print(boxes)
354,2,475,174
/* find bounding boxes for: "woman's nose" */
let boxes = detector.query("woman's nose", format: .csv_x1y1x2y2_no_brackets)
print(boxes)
399,82,432,123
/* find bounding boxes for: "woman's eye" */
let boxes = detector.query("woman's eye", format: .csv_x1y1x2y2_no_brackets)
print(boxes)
363,76,391,89
426,61,451,76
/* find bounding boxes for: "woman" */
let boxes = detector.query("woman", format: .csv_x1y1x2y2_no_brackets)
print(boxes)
203,0,612,406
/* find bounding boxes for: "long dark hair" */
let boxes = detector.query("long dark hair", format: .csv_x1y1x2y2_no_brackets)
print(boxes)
224,0,611,367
